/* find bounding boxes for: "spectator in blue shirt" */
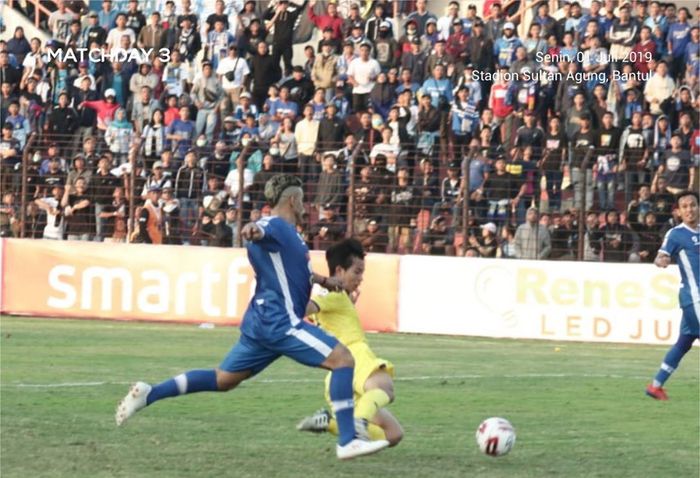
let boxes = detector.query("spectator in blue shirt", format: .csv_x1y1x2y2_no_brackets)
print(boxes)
667,7,692,76
166,106,196,161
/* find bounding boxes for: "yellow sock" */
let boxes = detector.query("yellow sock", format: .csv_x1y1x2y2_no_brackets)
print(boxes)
327,417,386,440
367,423,387,440
355,389,391,421
328,418,338,436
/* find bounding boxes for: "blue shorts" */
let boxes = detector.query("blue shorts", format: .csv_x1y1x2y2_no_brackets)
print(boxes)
680,304,700,337
220,321,339,375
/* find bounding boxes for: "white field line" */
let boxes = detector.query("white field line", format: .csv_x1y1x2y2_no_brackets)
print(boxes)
1,372,656,389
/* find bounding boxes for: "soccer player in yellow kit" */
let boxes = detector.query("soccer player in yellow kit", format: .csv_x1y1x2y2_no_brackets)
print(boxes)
297,239,404,446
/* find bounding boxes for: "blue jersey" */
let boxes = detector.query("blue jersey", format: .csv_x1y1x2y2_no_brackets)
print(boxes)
241,216,313,339
659,224,700,309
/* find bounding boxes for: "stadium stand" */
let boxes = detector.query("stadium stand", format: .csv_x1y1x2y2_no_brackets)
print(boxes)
0,0,698,261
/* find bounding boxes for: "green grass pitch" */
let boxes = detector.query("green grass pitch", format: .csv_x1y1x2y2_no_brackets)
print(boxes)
1,316,698,478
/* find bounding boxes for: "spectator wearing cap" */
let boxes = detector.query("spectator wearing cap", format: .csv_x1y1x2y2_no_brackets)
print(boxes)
312,41,339,100
173,16,201,63
308,0,344,40
494,21,522,68
141,160,173,199
359,218,389,253
105,107,134,165
66,154,92,194
217,45,250,111
420,19,440,52
401,37,428,85
134,186,162,244
265,0,303,76
374,21,398,72
468,222,498,258
397,20,419,57
310,204,345,251
346,20,369,54
365,4,390,42
191,61,223,141
281,66,315,112
347,42,381,113
446,18,469,63
46,91,78,142
514,207,551,260
80,88,120,131
406,0,437,38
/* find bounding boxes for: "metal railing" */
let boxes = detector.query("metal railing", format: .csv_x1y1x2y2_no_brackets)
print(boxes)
1,133,696,262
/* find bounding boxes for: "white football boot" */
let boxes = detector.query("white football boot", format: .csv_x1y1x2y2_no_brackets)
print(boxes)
336,437,390,460
115,381,152,426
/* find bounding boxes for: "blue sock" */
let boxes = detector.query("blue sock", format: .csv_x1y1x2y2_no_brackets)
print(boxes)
146,369,219,405
329,367,356,446
653,335,696,387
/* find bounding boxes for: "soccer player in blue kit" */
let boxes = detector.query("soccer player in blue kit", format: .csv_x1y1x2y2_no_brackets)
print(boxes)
116,174,389,459
646,191,700,401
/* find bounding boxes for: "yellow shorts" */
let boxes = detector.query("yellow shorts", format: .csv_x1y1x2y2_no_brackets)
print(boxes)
324,341,395,404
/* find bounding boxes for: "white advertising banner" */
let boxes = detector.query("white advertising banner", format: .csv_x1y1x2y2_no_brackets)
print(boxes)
398,256,683,345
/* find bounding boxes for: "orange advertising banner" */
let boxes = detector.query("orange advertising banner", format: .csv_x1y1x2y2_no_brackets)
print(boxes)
0,239,398,332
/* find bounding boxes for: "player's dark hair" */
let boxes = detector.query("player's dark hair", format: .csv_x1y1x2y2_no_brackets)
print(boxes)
676,191,699,206
326,239,366,276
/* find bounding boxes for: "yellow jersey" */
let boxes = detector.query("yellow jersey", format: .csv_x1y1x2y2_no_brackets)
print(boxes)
311,290,366,346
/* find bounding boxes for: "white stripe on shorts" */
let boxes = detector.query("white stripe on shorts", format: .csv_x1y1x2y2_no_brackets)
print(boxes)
286,327,333,357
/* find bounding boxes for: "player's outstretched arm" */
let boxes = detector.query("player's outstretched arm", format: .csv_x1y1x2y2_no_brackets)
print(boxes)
241,222,264,241
312,273,343,291
654,252,671,268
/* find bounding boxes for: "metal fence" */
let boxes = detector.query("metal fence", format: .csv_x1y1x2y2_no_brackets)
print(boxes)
1,131,696,262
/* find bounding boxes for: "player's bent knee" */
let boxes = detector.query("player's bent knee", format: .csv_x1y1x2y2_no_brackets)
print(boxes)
324,344,355,369
215,369,250,391
386,424,404,447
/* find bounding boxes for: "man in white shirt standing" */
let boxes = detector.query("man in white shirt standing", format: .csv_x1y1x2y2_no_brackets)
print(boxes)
295,104,320,183
347,41,381,113
217,44,250,120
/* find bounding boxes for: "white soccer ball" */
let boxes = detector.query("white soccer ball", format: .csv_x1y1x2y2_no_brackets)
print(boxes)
475,417,516,457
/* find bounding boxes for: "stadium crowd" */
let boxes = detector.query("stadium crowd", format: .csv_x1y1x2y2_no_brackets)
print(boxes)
0,0,698,261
